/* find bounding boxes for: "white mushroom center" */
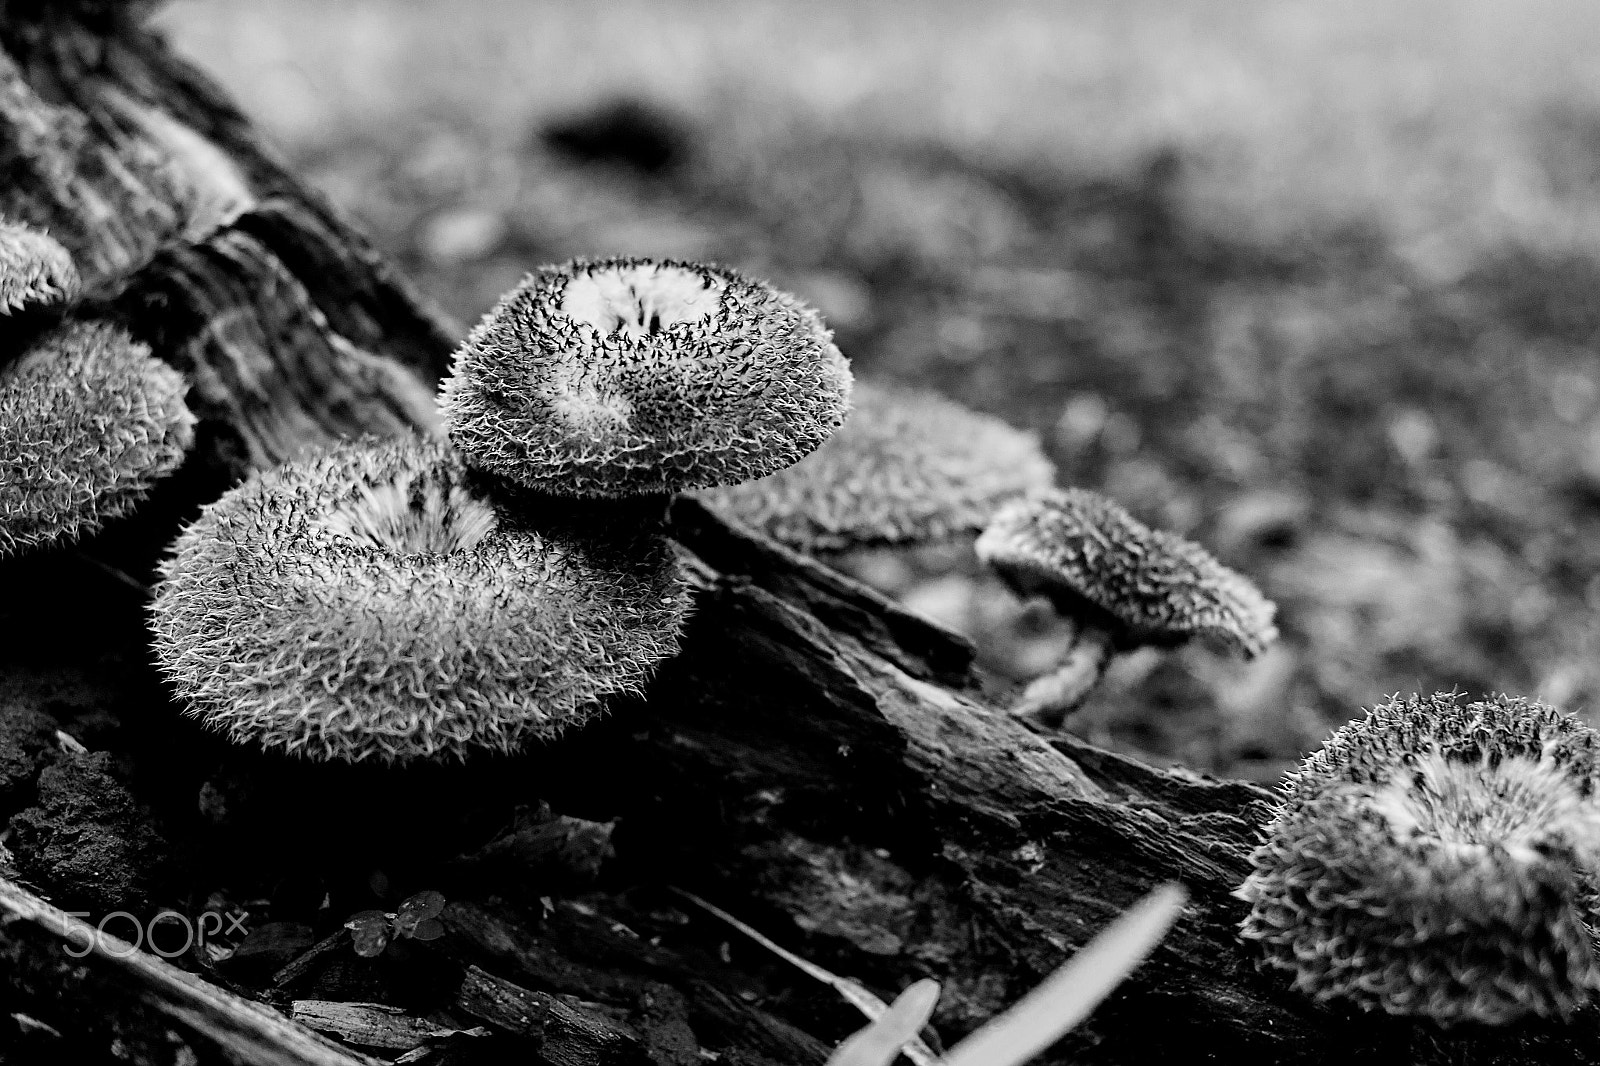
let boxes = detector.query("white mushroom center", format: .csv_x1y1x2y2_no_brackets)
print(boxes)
560,264,723,339
1371,749,1599,865
320,474,497,555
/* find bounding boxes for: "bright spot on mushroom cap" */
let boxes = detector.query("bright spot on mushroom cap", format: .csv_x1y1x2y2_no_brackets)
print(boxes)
148,435,693,764
974,487,1277,656
438,256,853,497
0,219,79,314
696,379,1056,552
0,321,195,557
560,261,723,338
1236,692,1600,1025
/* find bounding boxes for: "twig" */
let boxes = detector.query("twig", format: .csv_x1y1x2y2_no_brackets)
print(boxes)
0,875,380,1066
667,885,940,1066
271,928,352,990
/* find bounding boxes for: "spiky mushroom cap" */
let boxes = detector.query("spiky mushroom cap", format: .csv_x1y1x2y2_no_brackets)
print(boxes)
149,435,693,763
438,257,853,497
974,487,1277,656
0,219,80,315
1236,693,1600,1025
696,380,1055,552
0,321,195,558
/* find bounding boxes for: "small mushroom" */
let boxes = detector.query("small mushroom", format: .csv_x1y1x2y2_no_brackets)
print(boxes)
149,435,692,763
0,218,79,315
975,487,1277,728
438,256,853,498
1236,692,1600,1025
1,321,195,558
697,379,1055,553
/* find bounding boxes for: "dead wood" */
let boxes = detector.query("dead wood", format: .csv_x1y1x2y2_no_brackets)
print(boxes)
0,876,382,1066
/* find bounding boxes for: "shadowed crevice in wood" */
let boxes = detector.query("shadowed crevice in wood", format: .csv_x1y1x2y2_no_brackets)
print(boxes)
105,212,442,477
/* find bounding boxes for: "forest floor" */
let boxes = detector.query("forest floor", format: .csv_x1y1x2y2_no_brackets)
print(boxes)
162,0,1600,784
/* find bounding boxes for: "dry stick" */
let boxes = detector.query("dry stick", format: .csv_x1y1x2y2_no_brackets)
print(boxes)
827,980,942,1066
0,875,381,1066
271,928,354,989
290,1000,485,1051
668,885,941,1066
823,885,1187,1066
941,883,1188,1066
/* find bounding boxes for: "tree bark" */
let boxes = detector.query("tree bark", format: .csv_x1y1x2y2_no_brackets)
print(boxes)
0,7,1595,1066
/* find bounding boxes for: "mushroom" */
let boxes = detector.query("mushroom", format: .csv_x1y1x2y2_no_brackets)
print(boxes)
0,218,79,315
975,487,1277,729
149,435,692,763
438,256,853,498
1235,692,1600,1025
697,379,1055,553
1,320,195,558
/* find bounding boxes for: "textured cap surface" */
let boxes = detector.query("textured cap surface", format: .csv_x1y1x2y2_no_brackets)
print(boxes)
439,257,853,497
975,487,1277,655
1236,692,1600,1025
697,379,1054,552
0,219,79,314
0,321,194,557
149,435,693,763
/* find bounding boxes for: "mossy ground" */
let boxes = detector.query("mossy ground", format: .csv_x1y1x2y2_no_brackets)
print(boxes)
161,0,1600,783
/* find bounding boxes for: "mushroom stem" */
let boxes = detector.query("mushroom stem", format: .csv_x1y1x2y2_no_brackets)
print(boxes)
1013,625,1114,731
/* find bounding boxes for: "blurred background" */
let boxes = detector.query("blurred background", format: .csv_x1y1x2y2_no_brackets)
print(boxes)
160,0,1600,782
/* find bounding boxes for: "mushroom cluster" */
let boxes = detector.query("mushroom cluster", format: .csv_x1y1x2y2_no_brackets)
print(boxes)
976,487,1277,728
1,221,195,558
1236,692,1600,1025
151,256,855,762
